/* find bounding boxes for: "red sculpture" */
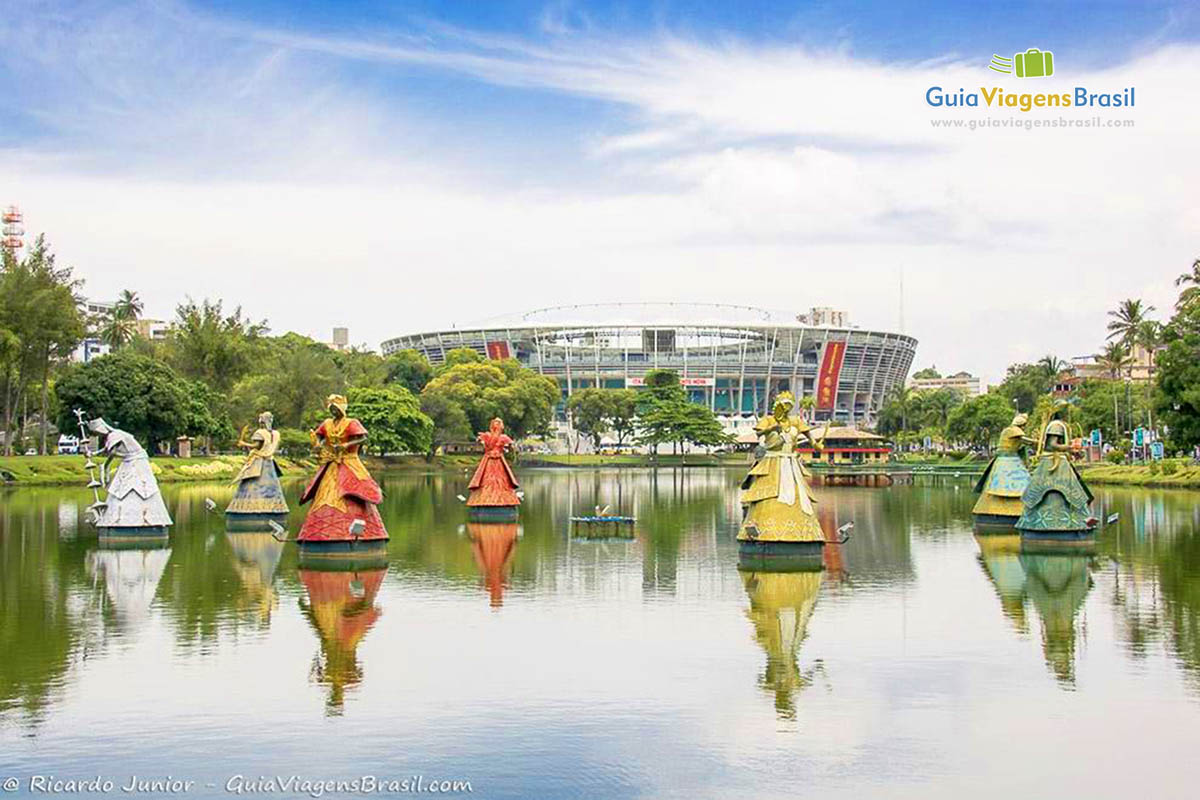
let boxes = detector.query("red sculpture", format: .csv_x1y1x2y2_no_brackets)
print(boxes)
466,418,520,517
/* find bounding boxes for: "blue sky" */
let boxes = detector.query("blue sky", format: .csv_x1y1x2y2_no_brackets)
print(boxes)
2,0,1199,382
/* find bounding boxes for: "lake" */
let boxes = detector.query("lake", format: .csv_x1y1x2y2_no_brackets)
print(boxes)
2,468,1199,799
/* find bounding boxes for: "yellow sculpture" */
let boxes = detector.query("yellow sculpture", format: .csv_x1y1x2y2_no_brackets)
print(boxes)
738,392,826,551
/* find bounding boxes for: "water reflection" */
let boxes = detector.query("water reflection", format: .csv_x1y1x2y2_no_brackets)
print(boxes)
974,534,1029,634
299,567,386,715
1020,551,1094,686
226,532,286,626
740,566,825,719
86,542,172,632
468,523,520,608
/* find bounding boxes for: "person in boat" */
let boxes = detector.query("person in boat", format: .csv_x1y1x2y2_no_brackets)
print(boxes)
87,418,173,531
466,417,521,510
972,413,1035,523
297,395,388,544
1016,401,1093,533
226,411,289,519
738,392,825,545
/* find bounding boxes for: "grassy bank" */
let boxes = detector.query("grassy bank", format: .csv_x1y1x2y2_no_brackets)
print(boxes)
0,454,315,486
1080,462,1200,489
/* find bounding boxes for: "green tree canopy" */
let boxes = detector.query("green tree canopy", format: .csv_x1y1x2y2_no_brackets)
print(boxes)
385,349,433,395
946,393,1015,449
346,385,433,455
420,356,559,444
54,350,210,450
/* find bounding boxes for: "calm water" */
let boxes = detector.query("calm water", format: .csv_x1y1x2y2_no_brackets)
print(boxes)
2,468,1199,799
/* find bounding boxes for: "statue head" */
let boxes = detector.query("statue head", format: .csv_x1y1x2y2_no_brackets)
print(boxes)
86,417,112,436
772,392,795,419
1012,413,1028,427
326,394,348,418
489,417,505,434
258,411,274,429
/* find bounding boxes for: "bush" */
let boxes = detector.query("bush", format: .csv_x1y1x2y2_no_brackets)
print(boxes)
1162,459,1180,476
1148,461,1161,475
277,427,313,458
1106,449,1126,464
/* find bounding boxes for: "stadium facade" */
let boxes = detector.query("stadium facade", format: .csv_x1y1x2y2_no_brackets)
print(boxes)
382,303,917,426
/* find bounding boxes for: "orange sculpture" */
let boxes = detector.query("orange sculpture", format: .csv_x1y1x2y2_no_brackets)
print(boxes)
466,417,520,520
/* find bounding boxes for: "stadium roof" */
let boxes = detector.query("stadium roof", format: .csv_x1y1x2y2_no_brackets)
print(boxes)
457,302,844,329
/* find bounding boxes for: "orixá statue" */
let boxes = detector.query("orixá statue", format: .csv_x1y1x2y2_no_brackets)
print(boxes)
225,411,289,526
972,412,1035,526
297,394,388,545
466,417,520,520
1016,402,1094,534
738,392,826,551
87,418,173,533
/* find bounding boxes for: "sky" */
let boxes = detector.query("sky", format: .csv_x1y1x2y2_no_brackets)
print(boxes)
2,0,1199,384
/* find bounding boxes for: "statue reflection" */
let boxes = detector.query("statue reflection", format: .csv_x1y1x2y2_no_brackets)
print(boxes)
739,565,825,719
85,540,171,632
468,523,519,608
974,534,1030,634
299,567,385,715
226,532,285,626
1020,550,1094,686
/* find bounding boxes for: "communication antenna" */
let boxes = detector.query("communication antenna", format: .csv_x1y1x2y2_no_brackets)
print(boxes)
2,204,24,254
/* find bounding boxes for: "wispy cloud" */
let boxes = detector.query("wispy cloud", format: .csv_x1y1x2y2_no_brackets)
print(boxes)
1,1,1197,382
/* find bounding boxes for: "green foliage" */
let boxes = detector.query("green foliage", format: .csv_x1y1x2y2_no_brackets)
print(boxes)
420,356,559,446
333,347,387,390
994,362,1056,414
164,298,266,394
635,370,731,454
53,351,211,450
945,393,1015,449
912,366,941,379
229,333,342,429
385,349,433,395
1156,303,1200,449
1074,378,1151,441
276,427,313,458
1162,459,1180,476
1106,449,1126,464
346,385,433,455
565,388,640,451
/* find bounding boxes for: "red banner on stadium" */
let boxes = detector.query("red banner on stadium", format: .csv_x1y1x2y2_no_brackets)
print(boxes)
815,340,846,411
485,341,511,360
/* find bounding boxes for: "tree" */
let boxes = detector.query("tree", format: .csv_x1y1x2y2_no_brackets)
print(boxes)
1037,355,1067,381
1097,342,1132,380
920,387,963,430
1106,298,1155,356
1155,304,1200,450
114,289,143,323
1174,257,1200,313
0,235,86,454
346,386,433,455
419,357,559,444
54,351,200,451
607,388,639,447
384,349,433,395
419,385,472,454
912,366,941,379
165,298,266,394
229,333,341,429
635,370,730,455
995,362,1056,414
334,347,387,390
946,393,1015,451
567,388,611,451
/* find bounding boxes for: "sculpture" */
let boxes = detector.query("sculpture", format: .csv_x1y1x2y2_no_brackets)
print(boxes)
1016,402,1094,538
225,411,289,529
738,392,826,555
466,417,521,521
297,394,388,549
86,418,173,538
972,412,1035,528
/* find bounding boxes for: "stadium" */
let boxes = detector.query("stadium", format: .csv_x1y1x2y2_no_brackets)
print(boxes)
382,303,918,427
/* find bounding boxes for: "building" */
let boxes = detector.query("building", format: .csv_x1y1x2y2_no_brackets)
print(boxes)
909,371,983,396
1071,343,1158,383
383,303,918,426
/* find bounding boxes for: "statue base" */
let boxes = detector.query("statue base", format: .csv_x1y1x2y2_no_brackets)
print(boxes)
96,526,169,547
297,539,388,570
972,513,1020,533
1019,529,1097,555
468,505,519,522
737,538,824,572
224,512,289,532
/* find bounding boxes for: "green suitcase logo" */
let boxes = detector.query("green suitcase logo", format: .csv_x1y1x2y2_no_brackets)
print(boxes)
1014,48,1054,78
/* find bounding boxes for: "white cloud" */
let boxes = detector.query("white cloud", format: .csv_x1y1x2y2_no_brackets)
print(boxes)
2,1,1196,383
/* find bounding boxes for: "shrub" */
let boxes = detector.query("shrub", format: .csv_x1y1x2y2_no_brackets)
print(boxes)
277,428,314,458
1162,459,1180,476
1106,449,1125,464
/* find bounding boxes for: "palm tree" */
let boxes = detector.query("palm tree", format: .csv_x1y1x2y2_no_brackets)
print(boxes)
1097,342,1132,379
113,289,143,321
99,315,137,349
1137,319,1162,380
1037,354,1067,381
1106,299,1155,351
1175,257,1200,312
888,383,914,433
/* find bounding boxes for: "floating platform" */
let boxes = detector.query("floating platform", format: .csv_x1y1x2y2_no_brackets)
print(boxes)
973,514,1021,534
96,526,169,547
570,515,636,524
297,539,389,570
737,539,824,572
467,505,519,522
729,534,825,573
1019,529,1098,555
224,512,289,533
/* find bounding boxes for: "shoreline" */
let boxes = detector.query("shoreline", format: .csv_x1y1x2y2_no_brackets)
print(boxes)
4,454,1199,490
